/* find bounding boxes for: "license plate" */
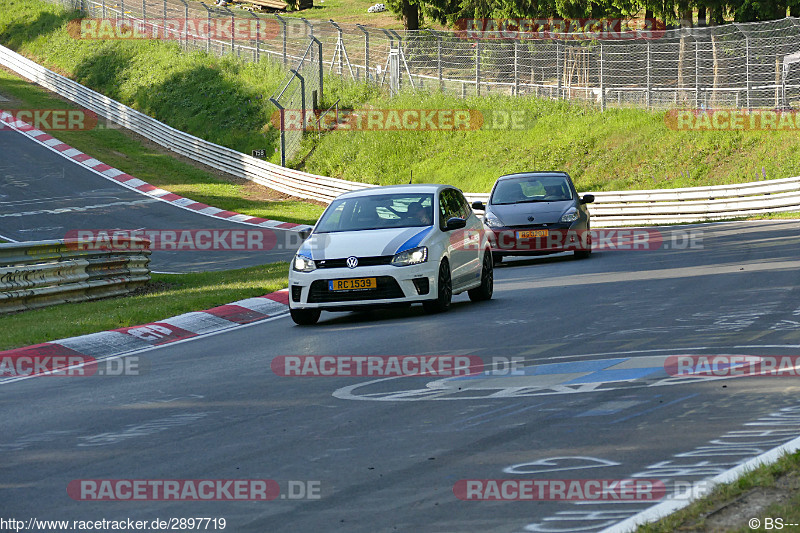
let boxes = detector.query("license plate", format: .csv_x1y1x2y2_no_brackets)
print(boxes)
329,278,377,291
517,229,549,239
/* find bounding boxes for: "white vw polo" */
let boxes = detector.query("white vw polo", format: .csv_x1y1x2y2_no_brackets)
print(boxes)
288,184,494,325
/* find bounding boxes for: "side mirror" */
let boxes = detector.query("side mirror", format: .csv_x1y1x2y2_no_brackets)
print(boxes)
298,228,312,240
446,217,467,231
472,201,485,211
581,194,595,204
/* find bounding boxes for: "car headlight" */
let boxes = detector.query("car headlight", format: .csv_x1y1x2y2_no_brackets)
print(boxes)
391,246,427,266
560,209,579,223
484,212,503,228
293,254,316,272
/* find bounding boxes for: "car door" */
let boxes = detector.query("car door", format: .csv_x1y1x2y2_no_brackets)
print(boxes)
454,189,483,284
439,188,473,289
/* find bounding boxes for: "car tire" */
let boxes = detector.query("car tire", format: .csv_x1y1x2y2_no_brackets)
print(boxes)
468,251,494,302
492,252,503,265
574,229,592,259
290,308,321,325
423,259,452,313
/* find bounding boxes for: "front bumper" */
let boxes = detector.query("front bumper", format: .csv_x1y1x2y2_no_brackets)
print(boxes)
486,224,590,254
289,261,440,310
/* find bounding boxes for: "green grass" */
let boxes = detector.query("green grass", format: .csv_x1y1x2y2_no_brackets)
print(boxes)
301,91,800,194
639,450,800,532
0,263,289,350
5,0,800,201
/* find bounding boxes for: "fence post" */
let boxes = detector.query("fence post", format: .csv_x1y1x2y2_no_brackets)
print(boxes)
429,30,442,92
163,0,167,39
276,15,287,65
182,0,188,49
200,3,211,53
556,41,562,99
223,6,235,55
102,0,105,18
599,43,605,110
745,33,751,108
303,18,314,39
646,41,651,109
476,40,481,96
270,98,286,167
313,36,323,102
142,0,145,24
513,41,518,96
121,0,125,23
251,11,260,62
357,24,369,81
695,39,700,108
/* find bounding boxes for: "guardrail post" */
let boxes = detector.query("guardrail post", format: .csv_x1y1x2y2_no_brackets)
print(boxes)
275,15,287,65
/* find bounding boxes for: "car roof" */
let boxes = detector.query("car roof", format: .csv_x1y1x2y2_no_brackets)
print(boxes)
336,183,456,199
496,171,571,181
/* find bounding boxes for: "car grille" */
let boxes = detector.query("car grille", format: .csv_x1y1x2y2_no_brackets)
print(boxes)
314,255,394,269
308,277,404,303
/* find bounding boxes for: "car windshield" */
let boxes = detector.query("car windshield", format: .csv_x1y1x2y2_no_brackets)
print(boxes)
490,176,574,204
315,193,435,233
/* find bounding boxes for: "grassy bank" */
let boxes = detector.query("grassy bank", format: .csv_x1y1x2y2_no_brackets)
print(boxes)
4,0,800,199
0,263,288,350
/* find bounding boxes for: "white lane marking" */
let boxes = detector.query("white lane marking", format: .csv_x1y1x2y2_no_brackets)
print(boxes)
600,436,800,533
0,198,161,217
504,457,622,475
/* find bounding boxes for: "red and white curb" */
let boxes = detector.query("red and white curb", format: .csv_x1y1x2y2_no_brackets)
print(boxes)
0,112,313,232
0,289,290,382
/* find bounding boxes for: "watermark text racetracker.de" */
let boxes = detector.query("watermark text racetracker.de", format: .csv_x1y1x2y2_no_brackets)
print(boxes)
1,109,98,131
64,229,306,252
1,517,227,532
68,18,279,41
453,479,666,501
474,228,703,252
67,479,321,501
666,109,800,131
272,355,483,377
0,354,146,378
665,355,800,377
452,18,666,40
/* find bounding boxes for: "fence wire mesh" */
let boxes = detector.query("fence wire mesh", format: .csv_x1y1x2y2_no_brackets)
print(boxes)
50,0,800,161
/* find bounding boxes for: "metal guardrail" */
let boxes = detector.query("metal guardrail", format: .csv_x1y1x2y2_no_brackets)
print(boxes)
0,239,152,313
1,43,799,226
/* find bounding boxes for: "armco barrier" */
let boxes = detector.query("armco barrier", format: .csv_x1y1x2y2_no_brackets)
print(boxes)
1,42,799,226
0,239,151,313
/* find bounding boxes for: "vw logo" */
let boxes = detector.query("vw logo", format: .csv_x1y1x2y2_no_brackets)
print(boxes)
527,216,535,222
346,256,359,269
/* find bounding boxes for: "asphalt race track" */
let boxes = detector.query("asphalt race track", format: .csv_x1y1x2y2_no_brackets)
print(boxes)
0,128,298,272
4,219,800,532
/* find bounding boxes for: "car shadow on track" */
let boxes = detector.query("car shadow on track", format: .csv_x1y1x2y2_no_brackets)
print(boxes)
303,299,498,327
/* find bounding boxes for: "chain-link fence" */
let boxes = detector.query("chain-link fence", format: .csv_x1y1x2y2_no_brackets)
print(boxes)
44,0,800,163
270,37,322,164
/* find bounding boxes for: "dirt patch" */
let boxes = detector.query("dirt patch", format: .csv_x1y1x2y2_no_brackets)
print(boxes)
127,280,182,297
